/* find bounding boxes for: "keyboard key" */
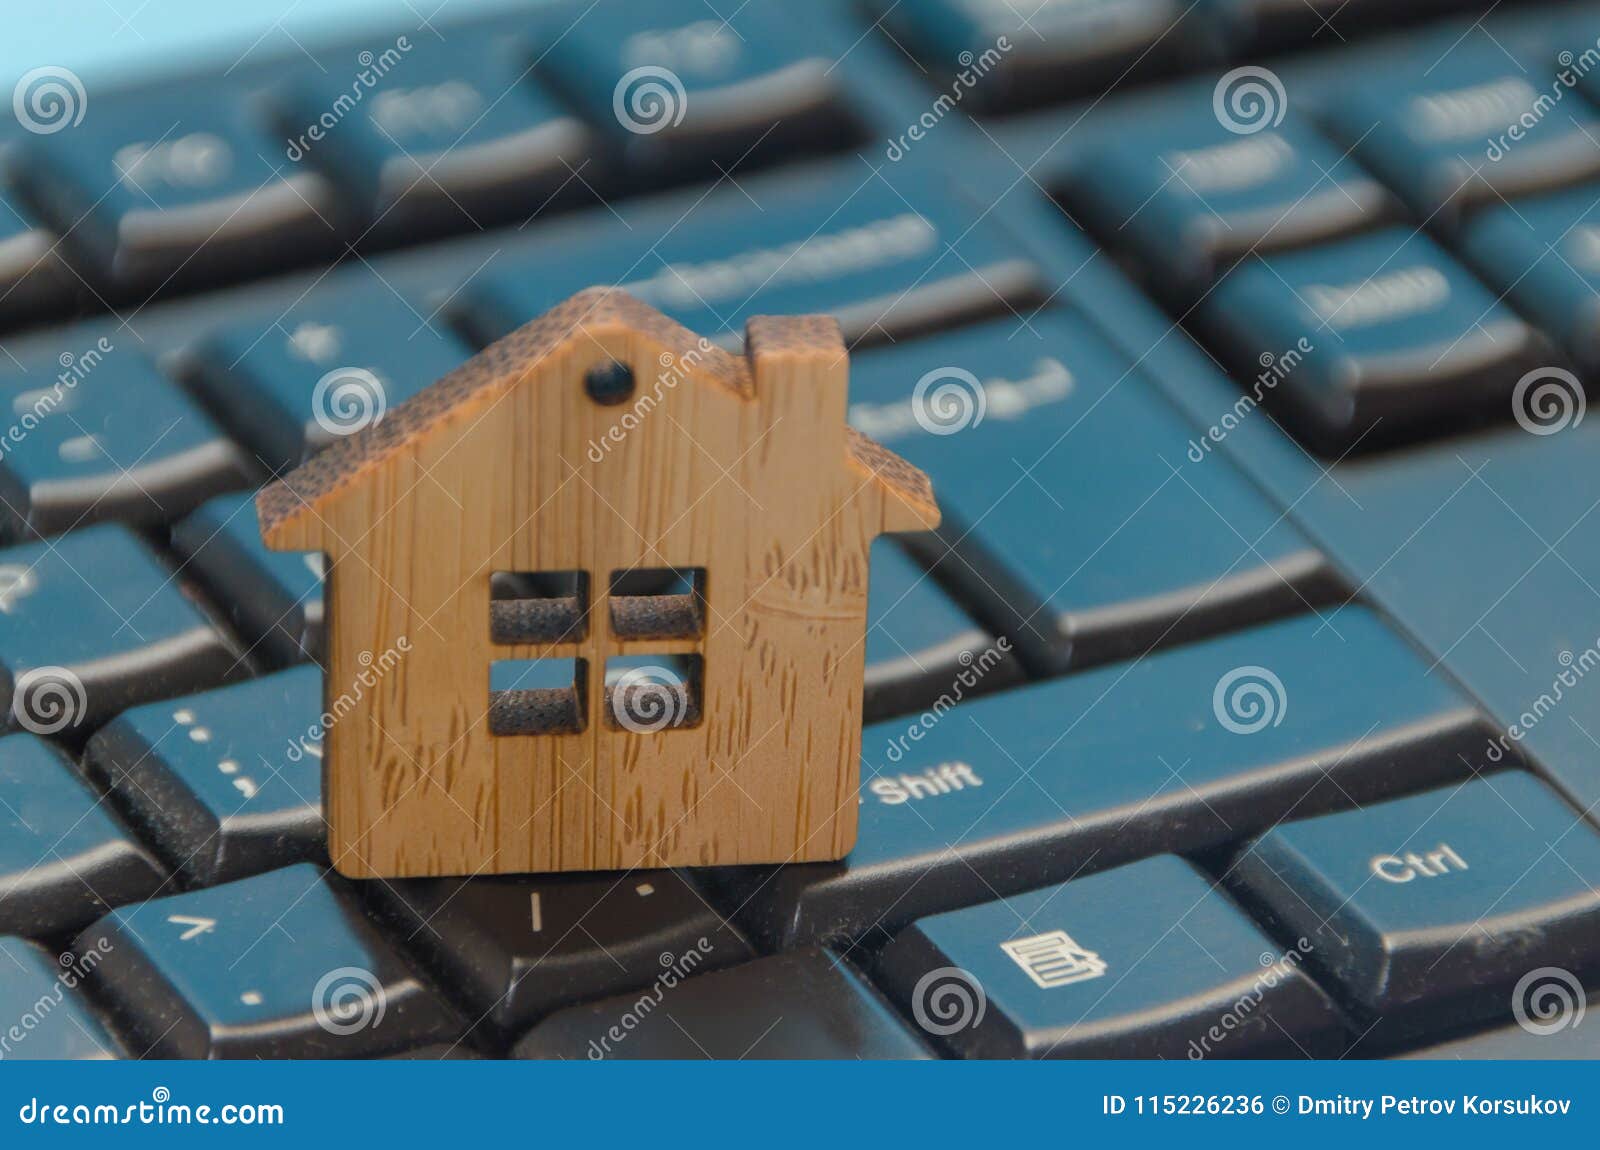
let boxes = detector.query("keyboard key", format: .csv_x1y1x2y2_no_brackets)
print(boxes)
79,863,463,1058
873,0,1184,111
171,492,324,665
514,949,930,1059
1199,0,1464,54
184,290,471,471
0,525,244,734
541,1,852,175
0,734,166,936
1066,106,1395,291
1458,183,1600,372
369,870,753,1038
878,855,1345,1058
277,29,589,236
864,540,1020,721
1197,226,1553,453
0,350,247,539
848,313,1336,673
19,85,343,292
0,937,124,1059
84,668,324,887
1230,773,1600,1043
0,195,75,322
715,607,1496,948
1323,44,1600,221
456,163,1041,348
1399,994,1600,1059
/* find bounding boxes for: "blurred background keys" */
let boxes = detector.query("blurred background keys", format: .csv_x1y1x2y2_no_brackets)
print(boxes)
80,863,464,1059
514,949,931,1059
878,855,1346,1058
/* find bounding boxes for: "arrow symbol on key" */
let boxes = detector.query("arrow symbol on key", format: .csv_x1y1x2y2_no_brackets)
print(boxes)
168,915,216,941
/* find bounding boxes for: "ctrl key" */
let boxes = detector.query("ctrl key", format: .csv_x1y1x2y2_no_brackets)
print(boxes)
877,855,1346,1059
1229,773,1600,1044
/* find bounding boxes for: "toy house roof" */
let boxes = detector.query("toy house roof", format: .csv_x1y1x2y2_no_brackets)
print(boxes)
256,287,937,542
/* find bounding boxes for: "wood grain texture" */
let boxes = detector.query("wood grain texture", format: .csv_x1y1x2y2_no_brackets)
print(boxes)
257,288,939,877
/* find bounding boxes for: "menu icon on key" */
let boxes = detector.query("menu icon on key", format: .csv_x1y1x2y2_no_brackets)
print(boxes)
1000,930,1108,990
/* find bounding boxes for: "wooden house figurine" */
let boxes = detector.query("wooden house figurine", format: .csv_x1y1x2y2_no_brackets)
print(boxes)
257,288,940,878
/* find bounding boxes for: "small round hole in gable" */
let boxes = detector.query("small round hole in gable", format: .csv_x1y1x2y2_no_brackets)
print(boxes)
584,359,636,406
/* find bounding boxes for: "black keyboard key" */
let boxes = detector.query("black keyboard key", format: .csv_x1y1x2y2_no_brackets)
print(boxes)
185,290,471,471
1324,44,1600,221
19,85,343,291
0,350,246,540
0,194,75,321
1067,105,1394,291
874,0,1184,111
172,492,324,664
0,937,123,1059
0,525,243,734
864,540,1020,721
457,163,1041,348
1459,183,1600,372
718,607,1495,948
542,1,852,175
878,855,1345,1058
0,734,166,936
79,863,463,1058
1230,772,1600,1043
1197,226,1553,453
369,870,753,1038
514,949,930,1059
848,313,1336,673
84,667,324,886
277,30,589,236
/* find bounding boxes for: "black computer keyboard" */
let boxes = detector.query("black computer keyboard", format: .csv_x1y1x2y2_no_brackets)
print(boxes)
3,0,1600,1060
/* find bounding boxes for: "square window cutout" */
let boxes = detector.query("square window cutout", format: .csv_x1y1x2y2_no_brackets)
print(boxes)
608,567,706,640
489,658,586,735
491,570,588,644
603,655,703,732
